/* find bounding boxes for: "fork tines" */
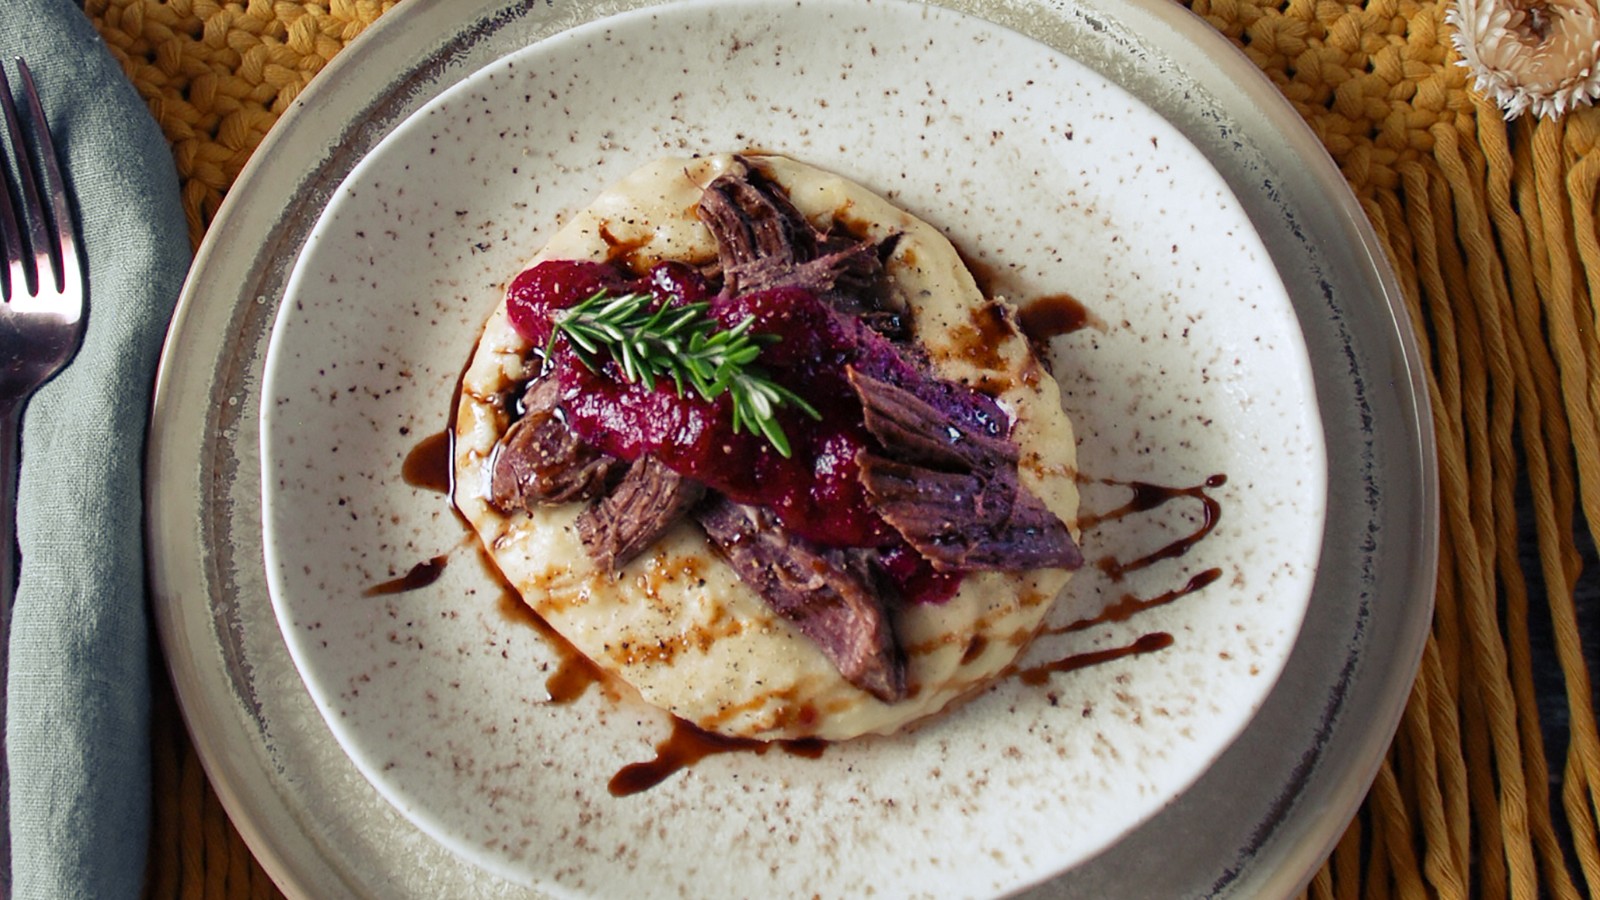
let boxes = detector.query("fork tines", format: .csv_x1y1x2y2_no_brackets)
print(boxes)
0,59,76,312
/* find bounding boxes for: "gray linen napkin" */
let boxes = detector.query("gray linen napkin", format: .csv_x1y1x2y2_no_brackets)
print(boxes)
0,2,190,897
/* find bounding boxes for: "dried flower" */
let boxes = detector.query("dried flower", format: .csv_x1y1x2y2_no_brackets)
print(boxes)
1449,0,1600,118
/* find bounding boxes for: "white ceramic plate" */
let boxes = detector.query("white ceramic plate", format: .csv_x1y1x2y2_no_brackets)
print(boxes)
260,0,1322,895
149,0,1436,896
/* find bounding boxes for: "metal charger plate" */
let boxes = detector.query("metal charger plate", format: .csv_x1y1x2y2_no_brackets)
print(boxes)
145,0,1437,896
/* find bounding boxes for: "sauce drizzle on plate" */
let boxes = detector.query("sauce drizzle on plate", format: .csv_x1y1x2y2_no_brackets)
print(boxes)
400,430,452,494
375,433,1233,794
1082,474,1227,580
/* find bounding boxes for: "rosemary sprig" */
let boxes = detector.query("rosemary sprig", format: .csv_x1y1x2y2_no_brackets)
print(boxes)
548,289,821,457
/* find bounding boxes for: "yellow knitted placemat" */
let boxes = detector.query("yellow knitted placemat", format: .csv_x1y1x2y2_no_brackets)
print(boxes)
90,0,1600,897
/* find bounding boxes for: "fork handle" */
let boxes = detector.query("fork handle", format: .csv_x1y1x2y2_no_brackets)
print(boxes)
0,399,18,896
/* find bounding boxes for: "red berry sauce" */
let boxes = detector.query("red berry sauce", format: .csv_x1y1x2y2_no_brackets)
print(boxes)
506,258,961,604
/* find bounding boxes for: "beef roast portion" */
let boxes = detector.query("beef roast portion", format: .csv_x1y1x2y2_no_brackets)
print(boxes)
486,378,704,572
697,498,907,702
577,455,706,573
698,160,906,336
489,377,619,511
715,241,885,306
857,455,1082,572
849,366,1083,572
698,163,817,287
849,365,1018,471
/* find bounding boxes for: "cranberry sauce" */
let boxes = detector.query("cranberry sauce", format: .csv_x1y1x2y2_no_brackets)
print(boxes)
506,258,970,603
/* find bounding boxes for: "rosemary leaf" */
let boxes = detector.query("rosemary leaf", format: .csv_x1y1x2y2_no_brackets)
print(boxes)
549,288,820,457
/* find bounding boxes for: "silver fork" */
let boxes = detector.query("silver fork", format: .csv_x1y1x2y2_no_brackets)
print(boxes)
0,58,85,893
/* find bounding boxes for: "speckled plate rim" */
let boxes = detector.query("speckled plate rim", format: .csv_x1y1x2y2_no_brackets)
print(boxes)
145,0,1437,897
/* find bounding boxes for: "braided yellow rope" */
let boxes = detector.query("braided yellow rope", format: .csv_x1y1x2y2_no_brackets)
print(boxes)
86,0,395,244
87,0,1600,897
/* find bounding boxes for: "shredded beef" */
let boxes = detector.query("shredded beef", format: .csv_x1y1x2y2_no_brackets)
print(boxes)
697,159,907,337
848,365,1017,471
696,498,907,702
485,380,705,572
577,455,705,572
489,377,618,510
857,454,1082,572
849,366,1083,572
698,164,816,289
